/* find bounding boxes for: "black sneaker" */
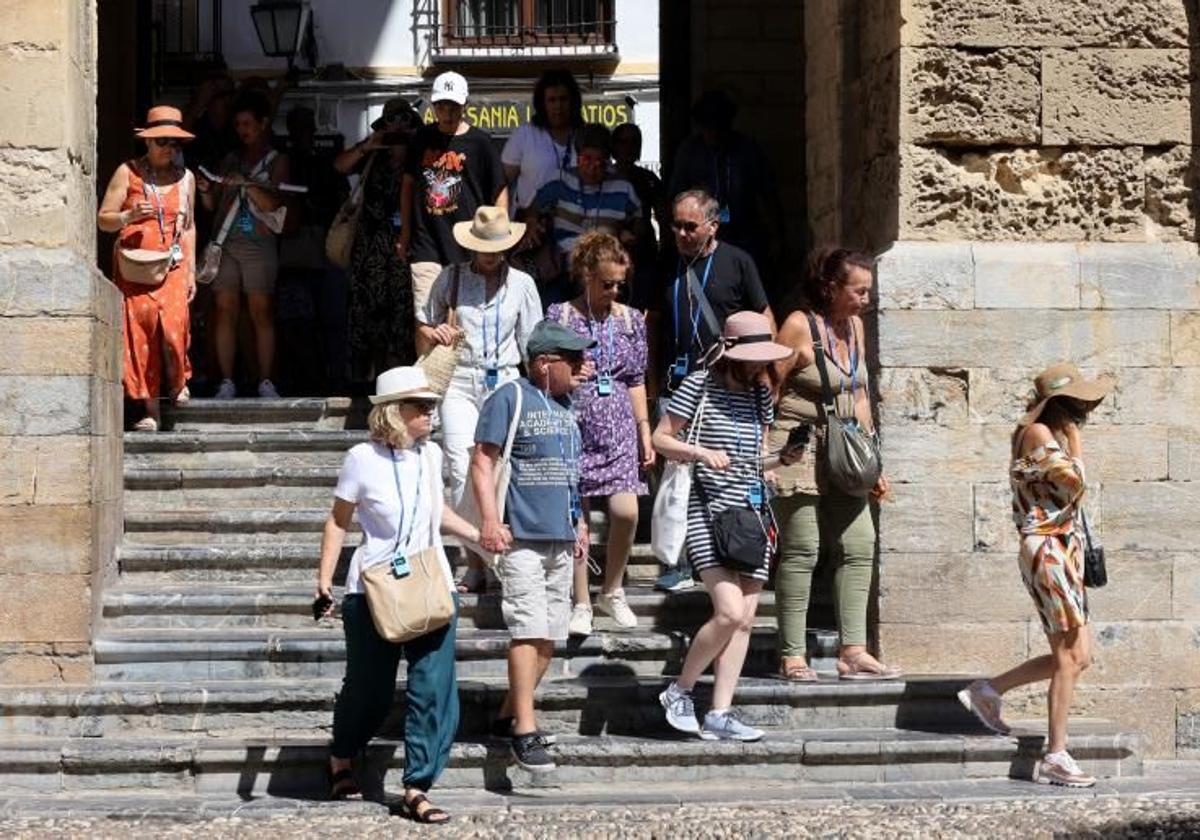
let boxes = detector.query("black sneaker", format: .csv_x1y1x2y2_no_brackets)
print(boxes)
511,732,556,773
490,716,556,746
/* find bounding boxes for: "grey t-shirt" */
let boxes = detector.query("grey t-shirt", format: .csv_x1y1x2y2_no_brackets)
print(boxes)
475,378,580,542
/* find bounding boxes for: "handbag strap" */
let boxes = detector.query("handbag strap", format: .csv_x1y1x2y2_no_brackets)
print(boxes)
447,263,462,329
804,312,838,419
212,198,240,247
685,261,721,360
500,379,523,463
684,372,709,447
350,150,378,209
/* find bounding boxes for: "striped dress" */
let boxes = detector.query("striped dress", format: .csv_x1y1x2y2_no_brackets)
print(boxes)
667,370,774,581
1010,439,1089,635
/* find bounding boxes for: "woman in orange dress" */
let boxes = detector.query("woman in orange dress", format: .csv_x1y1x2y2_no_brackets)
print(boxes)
97,106,197,431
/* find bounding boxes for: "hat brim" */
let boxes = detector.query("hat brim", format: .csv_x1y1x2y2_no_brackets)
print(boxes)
722,342,793,364
135,126,195,141
431,93,467,106
369,387,443,405
1018,378,1113,426
528,337,598,357
453,220,526,253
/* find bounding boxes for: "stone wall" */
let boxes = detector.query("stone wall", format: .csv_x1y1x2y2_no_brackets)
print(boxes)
0,0,120,683
872,1,1200,757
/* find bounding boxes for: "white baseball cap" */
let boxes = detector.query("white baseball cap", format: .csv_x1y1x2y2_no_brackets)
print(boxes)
430,71,469,105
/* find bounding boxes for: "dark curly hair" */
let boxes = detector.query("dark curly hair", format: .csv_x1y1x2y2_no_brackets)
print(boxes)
531,68,584,130
803,247,875,315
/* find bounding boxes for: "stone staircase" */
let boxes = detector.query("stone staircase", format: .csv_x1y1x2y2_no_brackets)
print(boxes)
0,399,1143,800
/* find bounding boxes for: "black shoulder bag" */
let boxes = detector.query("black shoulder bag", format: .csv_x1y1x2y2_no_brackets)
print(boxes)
1079,509,1107,588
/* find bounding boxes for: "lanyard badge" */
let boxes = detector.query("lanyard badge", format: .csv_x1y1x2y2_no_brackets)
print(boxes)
484,367,499,390
596,374,613,396
391,551,411,578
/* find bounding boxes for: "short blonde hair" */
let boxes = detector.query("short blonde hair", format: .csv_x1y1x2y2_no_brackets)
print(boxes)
367,402,416,449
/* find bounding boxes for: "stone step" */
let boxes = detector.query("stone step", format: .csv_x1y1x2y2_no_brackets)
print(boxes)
124,430,367,470
159,398,362,431
0,675,985,740
0,724,1142,795
116,542,665,584
124,466,339,507
91,626,793,682
100,583,779,631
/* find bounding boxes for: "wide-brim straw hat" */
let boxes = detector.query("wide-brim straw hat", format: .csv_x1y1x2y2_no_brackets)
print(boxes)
369,366,443,405
1018,362,1113,426
134,105,195,141
453,206,526,253
717,311,792,363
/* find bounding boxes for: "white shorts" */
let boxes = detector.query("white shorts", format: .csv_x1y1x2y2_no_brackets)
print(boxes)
497,539,572,641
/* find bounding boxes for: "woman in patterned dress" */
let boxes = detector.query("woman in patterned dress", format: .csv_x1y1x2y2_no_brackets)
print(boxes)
546,232,654,634
97,106,197,432
958,363,1113,789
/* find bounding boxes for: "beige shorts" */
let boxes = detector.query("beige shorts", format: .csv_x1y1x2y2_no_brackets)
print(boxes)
410,261,442,314
212,235,279,296
497,539,572,641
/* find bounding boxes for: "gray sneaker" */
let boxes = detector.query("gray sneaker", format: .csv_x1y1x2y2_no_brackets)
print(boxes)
700,709,765,742
659,683,700,735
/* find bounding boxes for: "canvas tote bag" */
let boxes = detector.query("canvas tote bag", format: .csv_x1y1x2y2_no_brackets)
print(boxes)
457,380,524,569
651,374,709,567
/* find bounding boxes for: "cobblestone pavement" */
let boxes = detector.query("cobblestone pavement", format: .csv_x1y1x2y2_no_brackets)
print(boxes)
2,784,1200,839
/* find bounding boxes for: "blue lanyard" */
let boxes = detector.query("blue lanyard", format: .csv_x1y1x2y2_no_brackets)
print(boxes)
673,253,715,354
588,311,615,376
732,390,762,461
480,281,506,369
388,445,424,554
824,318,858,394
142,170,167,243
534,389,577,525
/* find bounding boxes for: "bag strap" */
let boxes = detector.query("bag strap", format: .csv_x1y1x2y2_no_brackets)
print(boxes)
447,263,462,329
500,380,523,462
804,312,837,419
349,150,378,208
684,373,709,447
212,197,240,247
422,443,441,536
685,261,721,353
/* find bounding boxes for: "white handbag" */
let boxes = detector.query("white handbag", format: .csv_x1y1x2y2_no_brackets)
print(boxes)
458,380,523,568
651,377,709,568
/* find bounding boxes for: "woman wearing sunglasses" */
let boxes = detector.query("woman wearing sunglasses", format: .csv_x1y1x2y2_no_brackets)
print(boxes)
546,232,654,635
97,106,197,432
314,365,481,822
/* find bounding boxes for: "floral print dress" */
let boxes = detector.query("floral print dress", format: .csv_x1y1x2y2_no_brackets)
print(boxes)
1010,438,1089,635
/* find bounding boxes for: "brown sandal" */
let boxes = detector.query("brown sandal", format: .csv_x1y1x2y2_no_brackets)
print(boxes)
837,652,901,681
404,792,451,824
779,662,819,682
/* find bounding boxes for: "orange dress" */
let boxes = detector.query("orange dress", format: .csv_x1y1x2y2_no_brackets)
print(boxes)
113,159,194,401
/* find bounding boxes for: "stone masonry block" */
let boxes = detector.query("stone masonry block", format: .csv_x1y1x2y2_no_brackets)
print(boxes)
879,553,1031,623
0,147,74,247
902,0,1190,48
973,482,1017,555
0,318,96,376
0,248,110,318
973,243,1081,309
1172,312,1200,366
901,47,1040,145
1072,424,1169,482
0,642,91,684
0,42,69,150
878,367,969,427
1079,242,1200,310
1103,481,1200,552
0,505,93,575
1172,554,1200,620
1005,686,1177,758
1089,621,1200,688
879,620,1031,674
1111,366,1200,426
0,376,91,436
1086,551,1173,621
1043,49,1191,146
1169,430,1200,481
1178,690,1200,756
876,241,973,310
1145,145,1198,242
879,310,1169,368
0,2,69,47
967,366,1120,425
880,483,973,553
0,436,91,506
0,574,90,643
883,424,1010,484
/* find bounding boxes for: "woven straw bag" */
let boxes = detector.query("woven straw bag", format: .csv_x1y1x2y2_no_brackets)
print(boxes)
416,264,465,395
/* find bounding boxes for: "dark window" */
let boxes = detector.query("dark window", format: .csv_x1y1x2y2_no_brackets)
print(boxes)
443,0,614,46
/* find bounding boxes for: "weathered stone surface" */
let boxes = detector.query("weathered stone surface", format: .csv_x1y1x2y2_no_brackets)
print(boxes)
879,483,973,553
878,367,969,427
967,367,1120,425
899,145,1144,241
1086,551,1173,621
1171,312,1200,366
883,424,1010,484
0,44,69,149
1089,621,1200,688
1043,49,1191,145
1103,481,1200,552
973,482,1018,555
1144,145,1198,241
902,0,1190,48
0,642,90,684
1169,429,1200,481
0,1,68,47
879,553,1030,622
0,249,110,318
1080,425,1169,482
879,620,1031,674
875,242,973,311
1005,686,1177,757
1079,242,1200,310
1110,366,1200,426
0,318,95,376
901,47,1040,145
0,436,91,505
0,376,90,436
1173,554,1200,620
879,310,1169,368
0,574,90,642
0,504,92,574
0,147,77,247
972,243,1080,309
1179,689,1200,755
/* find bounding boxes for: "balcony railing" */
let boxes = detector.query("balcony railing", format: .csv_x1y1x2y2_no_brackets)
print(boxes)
431,0,618,60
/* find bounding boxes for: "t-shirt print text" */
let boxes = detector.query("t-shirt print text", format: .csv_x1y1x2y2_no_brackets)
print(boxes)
422,150,466,216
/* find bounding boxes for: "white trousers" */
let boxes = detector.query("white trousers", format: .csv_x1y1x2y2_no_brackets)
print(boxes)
440,365,520,510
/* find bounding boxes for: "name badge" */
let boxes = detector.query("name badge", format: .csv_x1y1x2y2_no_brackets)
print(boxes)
718,205,732,224
391,551,411,578
238,210,255,233
390,211,403,231
484,367,499,390
169,242,184,265
672,356,689,377
596,374,613,397
747,481,764,508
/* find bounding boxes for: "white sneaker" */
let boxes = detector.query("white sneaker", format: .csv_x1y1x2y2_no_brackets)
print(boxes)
257,379,280,398
1037,751,1096,788
568,603,593,636
214,379,237,400
957,679,1011,735
597,588,637,630
658,682,700,735
700,709,765,742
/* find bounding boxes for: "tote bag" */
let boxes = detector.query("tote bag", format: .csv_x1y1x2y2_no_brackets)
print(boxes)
458,380,524,568
650,376,709,567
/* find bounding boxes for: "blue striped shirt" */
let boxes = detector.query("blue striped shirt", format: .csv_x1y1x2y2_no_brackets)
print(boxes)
533,168,641,264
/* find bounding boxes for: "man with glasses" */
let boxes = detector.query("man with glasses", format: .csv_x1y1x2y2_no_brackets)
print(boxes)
652,188,775,591
470,320,595,773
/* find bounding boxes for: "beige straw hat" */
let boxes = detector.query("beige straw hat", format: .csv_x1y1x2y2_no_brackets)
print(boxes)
1018,362,1113,426
716,311,792,363
453,206,526,253
134,106,195,141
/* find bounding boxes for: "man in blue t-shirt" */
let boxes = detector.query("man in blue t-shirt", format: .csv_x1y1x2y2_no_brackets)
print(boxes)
471,319,595,774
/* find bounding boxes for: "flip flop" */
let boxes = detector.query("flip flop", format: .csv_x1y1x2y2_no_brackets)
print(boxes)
837,652,902,681
779,663,819,682
329,767,362,801
403,792,451,824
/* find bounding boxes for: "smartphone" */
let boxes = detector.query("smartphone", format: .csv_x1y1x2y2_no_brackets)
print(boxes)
311,594,333,621
780,424,812,460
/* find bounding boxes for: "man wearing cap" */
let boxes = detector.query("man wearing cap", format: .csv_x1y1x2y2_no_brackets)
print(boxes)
401,71,509,316
469,320,595,773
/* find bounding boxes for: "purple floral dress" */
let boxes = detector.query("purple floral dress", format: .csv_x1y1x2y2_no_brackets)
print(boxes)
547,301,649,497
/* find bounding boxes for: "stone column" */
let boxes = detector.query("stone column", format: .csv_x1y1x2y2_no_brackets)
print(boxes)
0,0,120,683
863,1,1198,757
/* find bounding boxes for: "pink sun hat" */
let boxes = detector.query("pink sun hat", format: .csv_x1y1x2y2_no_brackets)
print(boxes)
717,311,792,363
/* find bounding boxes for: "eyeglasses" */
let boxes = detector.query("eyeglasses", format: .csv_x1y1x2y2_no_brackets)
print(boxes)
149,138,180,148
400,399,438,414
545,354,586,371
670,220,707,233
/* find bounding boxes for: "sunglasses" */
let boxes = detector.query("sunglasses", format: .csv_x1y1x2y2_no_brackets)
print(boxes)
545,354,586,371
149,138,180,148
670,220,708,233
600,279,626,292
400,399,438,414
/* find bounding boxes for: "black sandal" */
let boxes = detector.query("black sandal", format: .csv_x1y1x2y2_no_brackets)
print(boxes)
404,792,451,824
330,767,362,801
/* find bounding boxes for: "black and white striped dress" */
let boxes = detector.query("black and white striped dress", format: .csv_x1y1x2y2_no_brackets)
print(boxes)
667,370,774,581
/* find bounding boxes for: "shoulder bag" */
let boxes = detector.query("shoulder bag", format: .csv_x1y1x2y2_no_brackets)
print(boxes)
805,313,882,497
119,167,192,286
196,153,276,285
1079,509,1107,588
416,264,466,395
458,380,524,569
361,443,455,643
326,150,378,269
651,374,708,567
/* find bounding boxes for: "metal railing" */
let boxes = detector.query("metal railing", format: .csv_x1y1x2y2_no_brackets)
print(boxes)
441,0,616,48
152,0,224,92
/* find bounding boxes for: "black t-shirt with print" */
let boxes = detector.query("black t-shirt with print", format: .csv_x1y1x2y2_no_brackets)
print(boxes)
406,124,506,264
659,241,770,378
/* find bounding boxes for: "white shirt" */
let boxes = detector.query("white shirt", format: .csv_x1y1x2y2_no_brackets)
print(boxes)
418,263,543,370
334,441,453,596
501,123,576,214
